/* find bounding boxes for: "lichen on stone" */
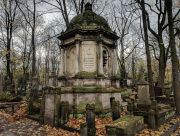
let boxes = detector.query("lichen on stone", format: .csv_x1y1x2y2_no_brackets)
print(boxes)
67,10,111,32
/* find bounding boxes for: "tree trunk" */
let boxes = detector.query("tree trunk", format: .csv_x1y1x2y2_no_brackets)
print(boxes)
31,0,36,77
157,40,166,91
140,0,155,97
6,38,11,81
166,0,180,114
132,52,136,85
120,39,126,80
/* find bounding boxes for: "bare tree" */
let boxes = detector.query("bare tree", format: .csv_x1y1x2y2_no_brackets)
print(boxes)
0,0,18,89
41,0,70,27
166,0,180,114
136,0,155,97
141,0,180,91
111,1,139,81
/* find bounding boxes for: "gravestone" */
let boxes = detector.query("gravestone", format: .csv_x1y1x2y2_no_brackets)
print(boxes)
80,104,96,136
137,81,151,105
59,101,70,125
44,94,55,126
106,115,144,136
111,100,120,121
86,104,96,136
148,109,156,129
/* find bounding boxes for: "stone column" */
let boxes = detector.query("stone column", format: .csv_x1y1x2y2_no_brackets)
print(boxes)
97,34,103,75
75,40,80,74
59,48,64,76
113,49,118,76
99,42,103,74
63,49,67,74
75,34,81,74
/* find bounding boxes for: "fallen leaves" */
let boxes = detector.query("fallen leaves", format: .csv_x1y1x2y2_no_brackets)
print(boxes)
66,116,112,136
44,125,79,136
0,103,180,136
136,116,180,136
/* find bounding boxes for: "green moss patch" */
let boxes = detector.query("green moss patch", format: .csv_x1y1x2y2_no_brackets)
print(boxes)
68,10,111,31
75,71,97,79
77,100,103,114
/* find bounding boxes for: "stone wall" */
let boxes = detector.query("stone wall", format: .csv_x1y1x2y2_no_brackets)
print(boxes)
58,78,121,88
60,92,122,111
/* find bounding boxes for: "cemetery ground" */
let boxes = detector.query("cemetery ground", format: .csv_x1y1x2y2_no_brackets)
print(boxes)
0,103,180,136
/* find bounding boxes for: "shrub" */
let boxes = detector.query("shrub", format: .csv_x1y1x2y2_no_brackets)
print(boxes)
0,91,22,102
0,91,14,102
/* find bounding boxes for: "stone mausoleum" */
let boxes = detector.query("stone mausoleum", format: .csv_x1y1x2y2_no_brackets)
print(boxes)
44,3,124,125
58,3,119,87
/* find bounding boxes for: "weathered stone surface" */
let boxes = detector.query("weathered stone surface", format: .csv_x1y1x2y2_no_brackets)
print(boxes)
156,106,175,126
44,94,55,126
60,92,122,112
81,41,97,72
111,100,120,121
106,115,144,136
86,104,96,136
80,123,87,136
66,46,76,76
137,83,151,105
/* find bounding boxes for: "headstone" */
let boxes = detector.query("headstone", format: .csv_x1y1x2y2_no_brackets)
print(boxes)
137,81,151,105
80,123,88,136
106,115,144,136
148,109,156,129
127,100,134,115
44,94,55,126
111,100,120,121
86,104,96,136
59,101,70,125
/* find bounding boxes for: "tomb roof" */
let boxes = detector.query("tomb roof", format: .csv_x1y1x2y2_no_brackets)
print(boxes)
67,3,111,32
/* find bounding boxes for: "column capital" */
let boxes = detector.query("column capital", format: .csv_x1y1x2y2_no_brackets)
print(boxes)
96,34,103,44
75,34,82,41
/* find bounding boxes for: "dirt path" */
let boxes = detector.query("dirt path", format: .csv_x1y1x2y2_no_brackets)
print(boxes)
0,111,79,136
0,115,46,136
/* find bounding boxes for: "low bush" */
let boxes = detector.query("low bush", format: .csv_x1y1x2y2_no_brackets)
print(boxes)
0,91,22,102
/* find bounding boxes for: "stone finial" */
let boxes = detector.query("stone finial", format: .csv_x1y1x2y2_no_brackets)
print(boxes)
85,3,92,11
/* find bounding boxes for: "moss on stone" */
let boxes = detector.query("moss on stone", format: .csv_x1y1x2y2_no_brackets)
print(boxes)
121,91,131,100
77,100,103,114
75,71,97,78
67,10,111,32
58,75,66,80
73,85,103,92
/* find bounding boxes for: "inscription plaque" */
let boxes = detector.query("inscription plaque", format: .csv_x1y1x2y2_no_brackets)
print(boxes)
84,47,96,71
